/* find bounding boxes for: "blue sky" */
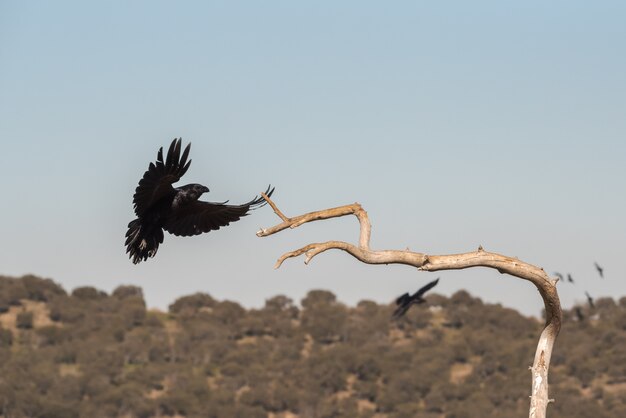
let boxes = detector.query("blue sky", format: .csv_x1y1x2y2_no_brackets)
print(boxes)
1,1,625,316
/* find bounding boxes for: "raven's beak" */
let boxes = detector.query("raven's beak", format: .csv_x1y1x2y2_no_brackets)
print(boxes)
202,186,210,193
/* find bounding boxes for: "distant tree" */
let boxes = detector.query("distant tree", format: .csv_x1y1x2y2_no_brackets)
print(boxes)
71,286,107,300
265,294,296,312
112,285,145,304
271,381,301,412
169,292,216,314
48,295,85,323
0,327,13,347
301,289,337,308
36,398,80,418
118,300,147,328
36,325,69,346
0,276,28,306
16,310,34,329
301,351,347,395
301,290,348,344
239,385,272,410
353,379,378,401
21,274,66,301
54,344,78,364
212,300,246,327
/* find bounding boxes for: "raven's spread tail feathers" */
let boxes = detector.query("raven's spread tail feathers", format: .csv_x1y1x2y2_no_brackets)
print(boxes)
125,219,164,264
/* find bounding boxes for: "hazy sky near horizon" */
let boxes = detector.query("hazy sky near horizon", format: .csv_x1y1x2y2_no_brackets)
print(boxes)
1,1,625,316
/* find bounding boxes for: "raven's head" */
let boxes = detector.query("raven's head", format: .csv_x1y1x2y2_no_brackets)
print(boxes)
180,183,210,199
197,184,210,195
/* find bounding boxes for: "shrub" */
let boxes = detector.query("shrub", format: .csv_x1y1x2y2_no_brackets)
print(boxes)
16,311,34,329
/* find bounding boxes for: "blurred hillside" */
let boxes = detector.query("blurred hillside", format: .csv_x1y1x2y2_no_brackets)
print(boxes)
1,275,625,418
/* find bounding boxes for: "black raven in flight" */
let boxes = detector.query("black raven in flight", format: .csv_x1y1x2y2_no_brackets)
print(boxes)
392,278,440,318
125,138,273,264
567,273,575,284
594,262,604,278
584,291,595,309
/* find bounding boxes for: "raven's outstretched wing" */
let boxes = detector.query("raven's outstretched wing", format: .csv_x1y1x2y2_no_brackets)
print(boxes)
133,138,191,216
164,186,274,237
414,278,440,298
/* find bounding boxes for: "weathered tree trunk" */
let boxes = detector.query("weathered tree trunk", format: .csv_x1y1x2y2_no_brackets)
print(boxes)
257,195,562,418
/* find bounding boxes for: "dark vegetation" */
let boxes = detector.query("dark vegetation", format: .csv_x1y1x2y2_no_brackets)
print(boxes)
1,275,625,418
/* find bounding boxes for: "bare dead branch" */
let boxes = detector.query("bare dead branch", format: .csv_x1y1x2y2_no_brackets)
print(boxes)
257,194,562,418
261,192,289,222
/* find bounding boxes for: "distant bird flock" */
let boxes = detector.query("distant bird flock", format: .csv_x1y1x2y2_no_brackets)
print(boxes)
554,261,605,316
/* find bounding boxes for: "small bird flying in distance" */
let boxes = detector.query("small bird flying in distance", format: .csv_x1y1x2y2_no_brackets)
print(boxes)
594,262,604,278
125,138,274,264
392,278,440,318
585,291,595,309
567,273,575,284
